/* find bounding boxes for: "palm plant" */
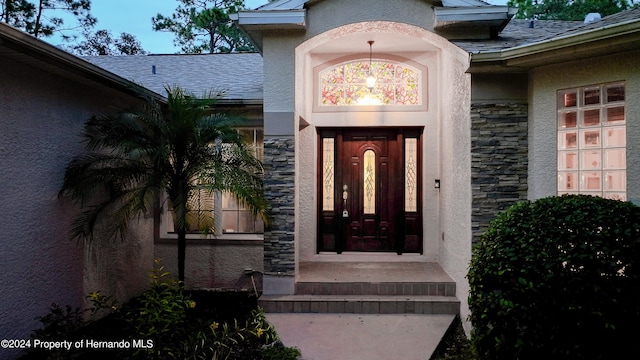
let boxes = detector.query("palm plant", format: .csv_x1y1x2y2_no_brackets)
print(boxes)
60,86,266,283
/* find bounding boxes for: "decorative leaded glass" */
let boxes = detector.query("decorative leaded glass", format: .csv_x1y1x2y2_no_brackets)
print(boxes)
320,60,421,106
363,150,376,214
405,138,417,212
322,138,335,211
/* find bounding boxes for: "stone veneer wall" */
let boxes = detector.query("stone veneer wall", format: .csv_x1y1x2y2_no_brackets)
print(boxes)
263,137,296,275
471,103,529,243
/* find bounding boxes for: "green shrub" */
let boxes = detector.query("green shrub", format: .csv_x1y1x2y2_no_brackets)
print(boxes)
23,260,296,360
468,195,640,360
120,260,193,359
261,343,302,360
23,292,120,359
179,307,287,360
24,304,85,360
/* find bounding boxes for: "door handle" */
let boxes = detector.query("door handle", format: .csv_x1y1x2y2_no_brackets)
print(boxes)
342,185,349,217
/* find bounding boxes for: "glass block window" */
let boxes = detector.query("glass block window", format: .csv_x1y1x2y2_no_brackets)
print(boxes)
320,60,421,106
557,82,626,200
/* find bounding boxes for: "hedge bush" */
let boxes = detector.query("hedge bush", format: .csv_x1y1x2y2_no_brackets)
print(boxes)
468,195,640,360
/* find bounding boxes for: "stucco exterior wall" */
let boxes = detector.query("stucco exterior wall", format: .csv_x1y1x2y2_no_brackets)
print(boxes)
471,73,528,103
293,21,448,265
305,0,436,39
0,57,153,352
155,240,263,290
437,45,473,329
262,0,438,116
260,1,474,303
83,217,154,304
528,50,640,204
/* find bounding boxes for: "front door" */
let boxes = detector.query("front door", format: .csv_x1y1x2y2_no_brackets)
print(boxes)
318,128,423,253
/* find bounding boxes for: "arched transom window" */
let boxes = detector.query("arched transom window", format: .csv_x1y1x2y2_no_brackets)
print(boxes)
320,60,422,106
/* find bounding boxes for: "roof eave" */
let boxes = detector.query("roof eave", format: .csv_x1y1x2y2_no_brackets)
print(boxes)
469,19,640,72
230,9,306,53
434,6,516,27
434,6,516,39
0,22,166,102
230,9,306,30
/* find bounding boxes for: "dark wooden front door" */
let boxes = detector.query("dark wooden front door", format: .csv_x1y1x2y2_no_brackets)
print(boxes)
318,128,423,253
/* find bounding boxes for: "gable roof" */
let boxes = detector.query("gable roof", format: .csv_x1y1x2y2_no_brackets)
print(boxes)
83,54,264,104
85,8,639,99
5,4,636,105
256,0,491,10
233,0,516,50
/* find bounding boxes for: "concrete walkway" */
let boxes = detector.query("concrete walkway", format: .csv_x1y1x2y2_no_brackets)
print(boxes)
267,313,454,360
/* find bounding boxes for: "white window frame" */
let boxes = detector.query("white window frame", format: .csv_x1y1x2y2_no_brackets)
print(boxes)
159,127,264,240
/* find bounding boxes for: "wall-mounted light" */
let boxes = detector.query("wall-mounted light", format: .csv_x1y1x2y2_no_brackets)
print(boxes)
366,40,376,90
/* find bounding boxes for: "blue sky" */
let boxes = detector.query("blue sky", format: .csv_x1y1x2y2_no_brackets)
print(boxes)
54,0,507,54
75,0,267,54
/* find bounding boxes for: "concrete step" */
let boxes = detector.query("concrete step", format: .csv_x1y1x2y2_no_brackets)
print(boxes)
295,281,456,296
259,294,460,315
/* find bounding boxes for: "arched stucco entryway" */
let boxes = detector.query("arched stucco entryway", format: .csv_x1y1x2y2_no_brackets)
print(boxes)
294,22,471,276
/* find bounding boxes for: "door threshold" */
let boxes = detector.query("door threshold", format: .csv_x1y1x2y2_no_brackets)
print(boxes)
310,252,430,263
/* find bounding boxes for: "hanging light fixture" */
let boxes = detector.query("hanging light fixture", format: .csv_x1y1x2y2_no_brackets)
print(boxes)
366,40,376,90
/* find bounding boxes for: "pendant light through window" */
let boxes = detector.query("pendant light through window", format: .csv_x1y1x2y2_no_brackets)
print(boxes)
366,40,376,90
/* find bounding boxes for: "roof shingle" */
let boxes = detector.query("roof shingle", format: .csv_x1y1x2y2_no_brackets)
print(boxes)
84,53,263,101
455,8,640,54
454,19,582,53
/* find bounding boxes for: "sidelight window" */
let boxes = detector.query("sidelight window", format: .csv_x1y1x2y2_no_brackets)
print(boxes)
405,138,418,212
363,150,376,214
322,138,335,211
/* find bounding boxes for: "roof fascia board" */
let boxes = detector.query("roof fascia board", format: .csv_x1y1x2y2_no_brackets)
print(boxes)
435,6,515,22
257,0,308,10
230,9,306,29
442,0,493,6
471,19,640,65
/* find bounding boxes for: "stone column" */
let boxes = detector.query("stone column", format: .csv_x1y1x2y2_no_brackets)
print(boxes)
471,103,528,243
263,136,296,276
261,108,297,296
